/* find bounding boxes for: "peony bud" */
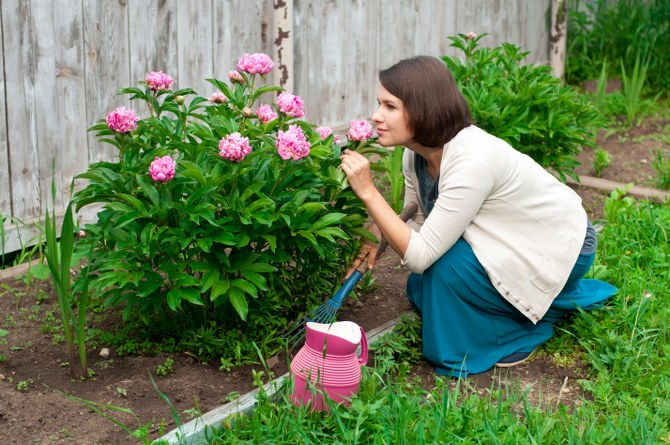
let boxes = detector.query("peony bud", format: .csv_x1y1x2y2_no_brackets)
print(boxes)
466,31,477,40
175,95,185,105
242,107,253,117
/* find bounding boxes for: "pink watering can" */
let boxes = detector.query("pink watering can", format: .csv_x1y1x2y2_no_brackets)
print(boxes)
290,320,368,411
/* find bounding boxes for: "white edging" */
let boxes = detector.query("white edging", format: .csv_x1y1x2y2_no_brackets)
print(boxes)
156,313,415,444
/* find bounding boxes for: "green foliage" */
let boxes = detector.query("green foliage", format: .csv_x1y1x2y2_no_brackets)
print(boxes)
620,51,654,126
371,314,422,374
566,0,670,95
444,34,605,181
381,146,405,214
43,177,92,379
652,150,670,190
73,68,369,357
155,357,174,377
592,147,613,177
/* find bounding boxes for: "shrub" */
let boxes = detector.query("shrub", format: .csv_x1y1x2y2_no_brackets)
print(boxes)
73,55,369,351
443,33,605,181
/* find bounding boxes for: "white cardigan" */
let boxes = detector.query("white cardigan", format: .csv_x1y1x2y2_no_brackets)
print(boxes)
401,126,587,323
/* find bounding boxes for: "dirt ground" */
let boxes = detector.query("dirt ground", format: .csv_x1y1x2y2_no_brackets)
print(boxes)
0,116,667,444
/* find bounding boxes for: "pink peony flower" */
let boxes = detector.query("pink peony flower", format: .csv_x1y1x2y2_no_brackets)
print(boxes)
236,53,274,75
145,71,174,91
346,119,373,141
466,31,477,40
228,70,244,83
276,92,305,118
149,156,176,182
256,104,278,123
276,125,311,161
315,126,333,139
106,106,139,133
209,92,227,103
218,132,252,162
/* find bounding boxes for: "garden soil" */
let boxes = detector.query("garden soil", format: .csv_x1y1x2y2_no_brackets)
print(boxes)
0,118,668,444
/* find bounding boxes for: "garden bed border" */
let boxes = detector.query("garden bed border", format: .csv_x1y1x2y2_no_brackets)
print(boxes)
156,313,415,444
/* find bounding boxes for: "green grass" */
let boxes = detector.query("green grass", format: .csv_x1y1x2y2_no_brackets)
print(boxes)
202,190,670,444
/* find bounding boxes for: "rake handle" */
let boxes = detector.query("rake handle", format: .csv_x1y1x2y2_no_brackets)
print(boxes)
324,203,420,311
355,202,418,274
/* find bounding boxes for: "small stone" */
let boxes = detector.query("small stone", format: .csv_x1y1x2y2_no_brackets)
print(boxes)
266,355,280,369
0,374,5,380
99,348,110,358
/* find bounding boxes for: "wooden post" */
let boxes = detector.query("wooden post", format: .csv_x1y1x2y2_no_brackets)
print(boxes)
272,0,293,92
550,0,568,81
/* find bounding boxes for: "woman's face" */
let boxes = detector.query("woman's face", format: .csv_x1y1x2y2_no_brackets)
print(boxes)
372,84,413,147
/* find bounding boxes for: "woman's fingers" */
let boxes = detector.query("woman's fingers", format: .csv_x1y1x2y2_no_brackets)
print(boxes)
367,243,380,269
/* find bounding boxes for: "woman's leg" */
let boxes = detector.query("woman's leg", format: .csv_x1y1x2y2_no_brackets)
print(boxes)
406,238,552,376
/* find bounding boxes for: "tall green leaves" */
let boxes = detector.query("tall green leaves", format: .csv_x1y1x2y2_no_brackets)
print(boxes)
444,34,605,181
620,51,652,126
44,197,90,378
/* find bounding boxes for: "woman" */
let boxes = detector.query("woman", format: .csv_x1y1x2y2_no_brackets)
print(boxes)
339,56,617,377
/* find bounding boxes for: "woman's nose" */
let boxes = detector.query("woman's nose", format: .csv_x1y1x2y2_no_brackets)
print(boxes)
372,107,383,123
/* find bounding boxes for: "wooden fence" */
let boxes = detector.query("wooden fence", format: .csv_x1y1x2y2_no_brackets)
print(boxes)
0,0,550,254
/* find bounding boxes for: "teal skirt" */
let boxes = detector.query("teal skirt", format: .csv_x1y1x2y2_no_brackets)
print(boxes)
406,238,618,377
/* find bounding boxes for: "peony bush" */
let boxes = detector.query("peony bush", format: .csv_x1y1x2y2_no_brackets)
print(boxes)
74,54,375,353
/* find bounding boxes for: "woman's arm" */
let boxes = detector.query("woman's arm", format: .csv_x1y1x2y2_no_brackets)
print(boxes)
340,149,411,257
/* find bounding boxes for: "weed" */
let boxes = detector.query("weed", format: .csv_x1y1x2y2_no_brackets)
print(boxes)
223,391,240,403
592,148,613,177
156,357,175,377
0,354,5,363
116,387,128,397
356,271,378,296
16,378,33,392
652,150,670,190
620,51,653,126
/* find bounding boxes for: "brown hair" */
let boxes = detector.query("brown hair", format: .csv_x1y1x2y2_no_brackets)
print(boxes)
379,56,472,147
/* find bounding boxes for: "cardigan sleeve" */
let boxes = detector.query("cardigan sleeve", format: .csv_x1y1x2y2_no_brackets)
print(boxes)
401,147,495,273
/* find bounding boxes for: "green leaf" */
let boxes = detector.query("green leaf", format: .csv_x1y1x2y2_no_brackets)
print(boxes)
261,235,277,251
229,288,248,321
166,289,181,311
210,231,237,245
180,160,208,185
312,212,346,230
241,271,268,291
200,268,220,292
210,280,230,302
242,263,278,273
178,288,204,306
28,262,51,280
0,329,7,337
136,174,160,207
230,279,257,297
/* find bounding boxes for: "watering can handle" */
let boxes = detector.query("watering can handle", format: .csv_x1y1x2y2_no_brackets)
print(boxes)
358,326,368,365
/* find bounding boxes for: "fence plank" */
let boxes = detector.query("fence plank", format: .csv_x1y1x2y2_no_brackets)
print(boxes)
0,4,9,220
2,0,41,222
211,0,273,93
53,0,87,202
177,0,213,96
127,0,178,117
83,0,130,164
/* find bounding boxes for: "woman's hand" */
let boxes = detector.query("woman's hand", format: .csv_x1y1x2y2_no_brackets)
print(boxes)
345,223,383,279
340,149,376,201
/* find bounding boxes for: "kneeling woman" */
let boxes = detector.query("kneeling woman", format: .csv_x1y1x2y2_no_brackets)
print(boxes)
339,56,617,377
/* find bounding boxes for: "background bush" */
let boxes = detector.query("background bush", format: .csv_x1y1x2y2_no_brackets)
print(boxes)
444,34,605,181
566,0,670,94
